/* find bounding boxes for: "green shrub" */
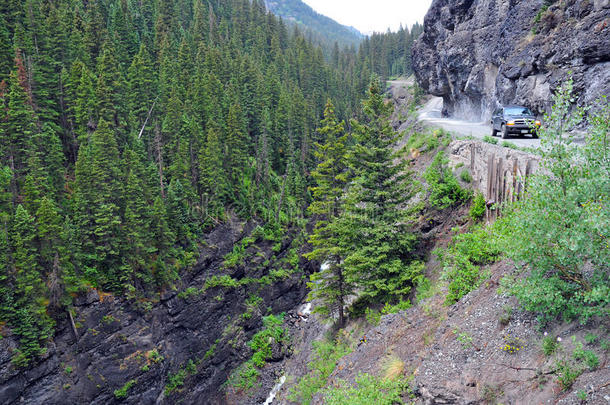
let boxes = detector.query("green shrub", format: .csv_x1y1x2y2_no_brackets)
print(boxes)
148,349,164,363
204,340,219,360
203,275,239,291
249,314,287,367
382,299,412,315
114,379,137,400
572,338,599,370
164,370,186,396
439,225,500,305
584,333,598,345
542,336,559,356
223,236,255,268
424,151,472,209
365,307,381,326
289,336,353,405
501,141,518,149
177,287,201,299
469,192,486,220
555,360,581,391
164,358,198,395
323,373,411,405
453,328,474,349
229,314,287,390
495,81,610,325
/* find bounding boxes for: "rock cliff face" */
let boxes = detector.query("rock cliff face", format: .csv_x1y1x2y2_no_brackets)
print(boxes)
413,0,610,120
0,221,311,405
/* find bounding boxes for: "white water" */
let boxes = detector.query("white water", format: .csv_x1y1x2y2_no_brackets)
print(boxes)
261,266,320,404
299,302,312,316
262,375,286,405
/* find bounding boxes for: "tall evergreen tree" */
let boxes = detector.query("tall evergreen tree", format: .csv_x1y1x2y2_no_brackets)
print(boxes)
74,119,124,289
340,79,421,304
199,122,228,220
305,100,352,325
10,204,54,367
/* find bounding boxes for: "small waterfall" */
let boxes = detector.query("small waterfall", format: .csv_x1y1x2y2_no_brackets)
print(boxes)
262,375,286,405
299,302,312,316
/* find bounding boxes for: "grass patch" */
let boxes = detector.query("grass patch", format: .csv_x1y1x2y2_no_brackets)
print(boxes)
483,135,498,145
459,170,472,183
322,373,411,405
406,129,451,153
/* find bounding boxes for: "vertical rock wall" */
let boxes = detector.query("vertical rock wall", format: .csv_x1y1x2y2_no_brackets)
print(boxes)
413,0,610,121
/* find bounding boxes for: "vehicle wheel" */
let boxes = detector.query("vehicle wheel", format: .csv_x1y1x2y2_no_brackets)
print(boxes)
501,125,509,139
491,128,498,137
532,131,539,139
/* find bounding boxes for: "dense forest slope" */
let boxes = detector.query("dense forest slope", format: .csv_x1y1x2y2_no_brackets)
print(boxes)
264,0,362,50
413,0,610,119
0,0,372,401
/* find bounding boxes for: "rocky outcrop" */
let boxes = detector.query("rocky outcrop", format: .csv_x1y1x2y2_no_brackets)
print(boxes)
0,221,312,405
413,0,610,120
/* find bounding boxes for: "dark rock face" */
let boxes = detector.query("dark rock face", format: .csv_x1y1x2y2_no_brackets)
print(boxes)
0,221,310,405
413,0,610,120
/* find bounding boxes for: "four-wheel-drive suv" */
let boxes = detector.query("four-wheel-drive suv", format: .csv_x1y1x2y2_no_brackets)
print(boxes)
491,105,541,139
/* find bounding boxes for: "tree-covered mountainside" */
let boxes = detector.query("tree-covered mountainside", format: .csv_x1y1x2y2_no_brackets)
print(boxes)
358,25,424,79
264,0,362,50
0,0,376,367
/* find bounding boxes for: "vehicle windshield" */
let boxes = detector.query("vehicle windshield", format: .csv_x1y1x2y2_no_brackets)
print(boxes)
505,107,533,115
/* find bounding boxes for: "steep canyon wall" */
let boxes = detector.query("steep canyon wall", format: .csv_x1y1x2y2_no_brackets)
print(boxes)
413,0,610,120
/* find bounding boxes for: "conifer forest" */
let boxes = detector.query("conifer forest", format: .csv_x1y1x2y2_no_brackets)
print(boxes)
0,0,421,369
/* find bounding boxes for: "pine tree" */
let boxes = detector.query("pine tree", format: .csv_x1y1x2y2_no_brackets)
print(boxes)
199,122,228,220
122,147,155,287
166,179,191,246
150,195,176,285
74,119,124,289
127,43,157,139
0,14,12,83
4,54,37,182
10,204,54,367
68,60,96,145
305,100,352,325
96,44,128,142
340,78,421,304
225,100,248,184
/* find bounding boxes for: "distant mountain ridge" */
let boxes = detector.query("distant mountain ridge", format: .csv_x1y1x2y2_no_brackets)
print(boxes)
264,0,363,49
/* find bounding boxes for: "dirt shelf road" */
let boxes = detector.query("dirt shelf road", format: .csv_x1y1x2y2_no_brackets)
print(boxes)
417,96,542,149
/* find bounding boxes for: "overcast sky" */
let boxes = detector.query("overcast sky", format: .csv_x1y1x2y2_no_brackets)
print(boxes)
302,0,433,34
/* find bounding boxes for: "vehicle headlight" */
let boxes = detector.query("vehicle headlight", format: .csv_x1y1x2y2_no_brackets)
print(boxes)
535,120,541,126
507,121,515,126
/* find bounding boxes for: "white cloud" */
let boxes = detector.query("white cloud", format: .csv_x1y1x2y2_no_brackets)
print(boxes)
301,0,433,34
